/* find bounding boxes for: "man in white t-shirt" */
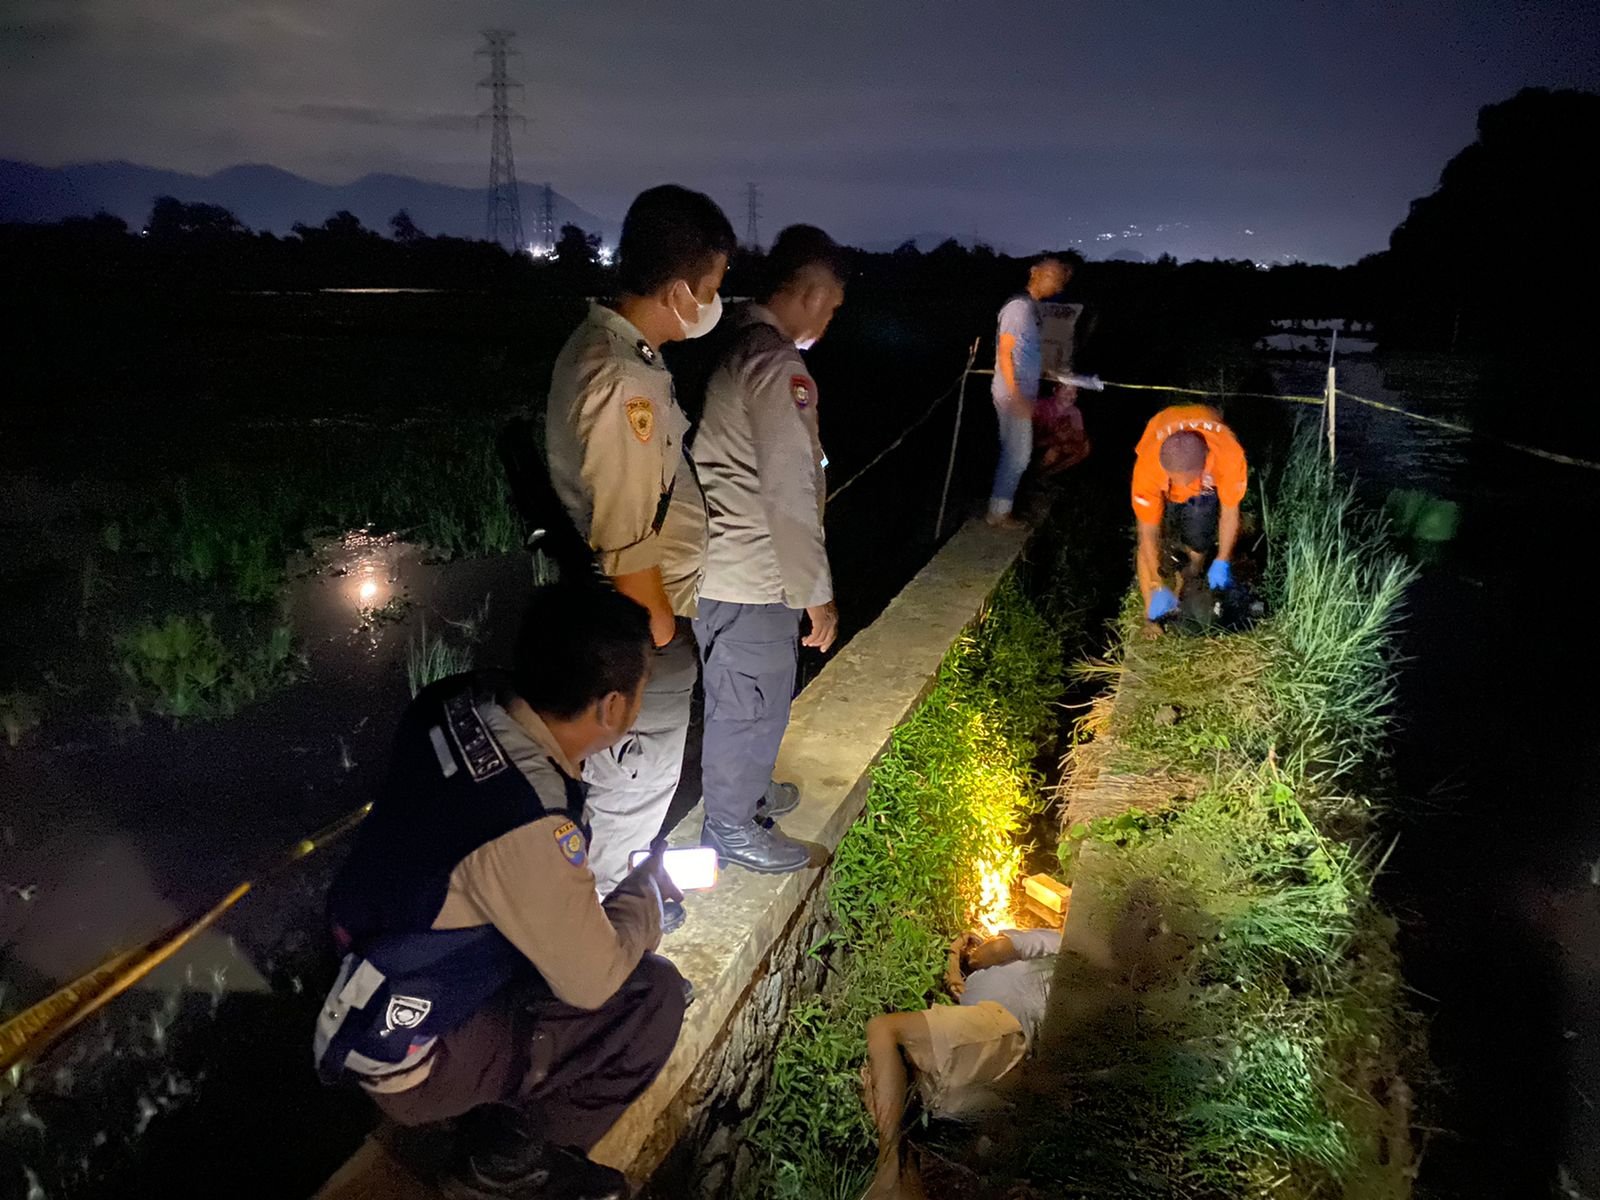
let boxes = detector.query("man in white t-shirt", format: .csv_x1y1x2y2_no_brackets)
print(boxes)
987,256,1074,529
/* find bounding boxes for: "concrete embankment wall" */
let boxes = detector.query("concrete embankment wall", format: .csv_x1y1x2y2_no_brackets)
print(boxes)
318,517,1031,1199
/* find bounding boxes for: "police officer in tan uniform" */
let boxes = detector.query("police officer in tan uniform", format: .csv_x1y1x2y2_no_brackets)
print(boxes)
690,226,848,872
546,185,736,915
315,584,685,1200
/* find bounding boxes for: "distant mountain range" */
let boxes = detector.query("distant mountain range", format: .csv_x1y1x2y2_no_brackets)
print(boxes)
0,160,614,245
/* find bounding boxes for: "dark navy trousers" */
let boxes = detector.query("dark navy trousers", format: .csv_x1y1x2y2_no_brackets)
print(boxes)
691,599,801,828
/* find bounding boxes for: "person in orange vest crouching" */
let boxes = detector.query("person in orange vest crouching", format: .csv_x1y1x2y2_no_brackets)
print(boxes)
1131,404,1248,638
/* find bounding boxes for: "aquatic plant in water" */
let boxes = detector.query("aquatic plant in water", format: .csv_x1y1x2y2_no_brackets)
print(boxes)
406,617,475,697
118,614,297,720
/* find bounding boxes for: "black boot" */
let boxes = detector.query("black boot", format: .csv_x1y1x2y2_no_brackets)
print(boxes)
702,816,810,874
442,1107,628,1200
755,779,801,819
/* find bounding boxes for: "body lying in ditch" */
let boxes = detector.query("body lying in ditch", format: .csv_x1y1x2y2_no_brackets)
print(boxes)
860,928,1061,1200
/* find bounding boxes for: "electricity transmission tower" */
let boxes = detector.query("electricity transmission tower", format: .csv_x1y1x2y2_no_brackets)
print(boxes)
744,182,762,251
478,30,524,251
538,183,557,252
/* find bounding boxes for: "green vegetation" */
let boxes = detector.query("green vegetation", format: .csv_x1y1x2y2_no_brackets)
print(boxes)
1025,438,1417,1199
47,417,525,727
118,418,522,602
406,616,477,697
117,613,298,720
744,551,1084,1198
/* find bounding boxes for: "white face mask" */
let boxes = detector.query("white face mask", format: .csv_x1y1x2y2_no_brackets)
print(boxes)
794,336,818,351
674,282,723,339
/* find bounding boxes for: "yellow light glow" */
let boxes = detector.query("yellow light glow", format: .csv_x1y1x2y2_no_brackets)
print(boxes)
974,860,1015,934
358,579,379,604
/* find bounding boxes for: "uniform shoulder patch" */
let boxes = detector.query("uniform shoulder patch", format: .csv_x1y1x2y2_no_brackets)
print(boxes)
635,339,656,365
625,396,654,442
383,994,432,1034
790,375,813,408
552,819,588,868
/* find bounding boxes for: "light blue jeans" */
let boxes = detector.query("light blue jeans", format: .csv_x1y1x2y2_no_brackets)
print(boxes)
988,396,1034,515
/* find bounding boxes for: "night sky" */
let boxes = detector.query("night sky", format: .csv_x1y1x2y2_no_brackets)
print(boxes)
2,1,1597,263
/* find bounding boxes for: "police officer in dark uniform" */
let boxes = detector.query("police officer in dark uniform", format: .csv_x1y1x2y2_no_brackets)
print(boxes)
314,584,685,1200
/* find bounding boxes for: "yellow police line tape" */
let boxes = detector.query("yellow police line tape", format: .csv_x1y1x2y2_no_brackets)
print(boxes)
0,801,373,1077
968,365,1321,404
1333,388,1600,471
970,368,1600,472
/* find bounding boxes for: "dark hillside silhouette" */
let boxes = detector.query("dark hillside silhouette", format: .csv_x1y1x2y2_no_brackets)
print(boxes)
1383,87,1600,350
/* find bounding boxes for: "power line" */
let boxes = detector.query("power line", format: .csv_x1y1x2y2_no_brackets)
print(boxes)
744,181,762,251
477,29,525,251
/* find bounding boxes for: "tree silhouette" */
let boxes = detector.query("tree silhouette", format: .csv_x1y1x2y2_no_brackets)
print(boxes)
554,222,601,264
389,210,425,243
1385,87,1600,349
145,196,246,240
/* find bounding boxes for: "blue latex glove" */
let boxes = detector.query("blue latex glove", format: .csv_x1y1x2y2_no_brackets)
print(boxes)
1146,587,1179,621
1207,559,1232,590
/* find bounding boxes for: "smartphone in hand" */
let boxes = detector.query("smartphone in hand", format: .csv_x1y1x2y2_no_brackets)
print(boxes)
629,845,720,891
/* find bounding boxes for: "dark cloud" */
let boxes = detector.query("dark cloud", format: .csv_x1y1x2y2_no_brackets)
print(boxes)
277,103,477,132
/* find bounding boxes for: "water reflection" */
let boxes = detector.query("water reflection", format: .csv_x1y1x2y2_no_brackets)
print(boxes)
330,532,405,622
1267,358,1474,497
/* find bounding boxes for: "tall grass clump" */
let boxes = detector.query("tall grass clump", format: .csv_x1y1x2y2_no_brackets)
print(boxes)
1035,435,1417,1200
406,617,476,697
742,570,1072,1199
1260,446,1417,788
1105,433,1415,800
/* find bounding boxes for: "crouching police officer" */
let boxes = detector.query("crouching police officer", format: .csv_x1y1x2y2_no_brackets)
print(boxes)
314,584,686,1200
689,225,849,872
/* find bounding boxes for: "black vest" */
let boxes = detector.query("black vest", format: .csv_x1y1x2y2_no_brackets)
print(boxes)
314,671,585,1084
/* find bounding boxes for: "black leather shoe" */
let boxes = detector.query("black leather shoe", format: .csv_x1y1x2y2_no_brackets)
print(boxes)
702,817,810,874
755,779,801,819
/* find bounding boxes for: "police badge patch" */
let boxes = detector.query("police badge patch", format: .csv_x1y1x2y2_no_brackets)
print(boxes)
790,375,812,408
552,820,588,867
383,994,432,1034
625,397,654,443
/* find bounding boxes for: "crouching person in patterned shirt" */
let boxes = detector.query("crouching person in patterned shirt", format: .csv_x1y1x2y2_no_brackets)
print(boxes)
314,583,687,1200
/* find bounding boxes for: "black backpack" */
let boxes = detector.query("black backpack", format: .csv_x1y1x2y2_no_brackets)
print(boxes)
496,415,605,585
